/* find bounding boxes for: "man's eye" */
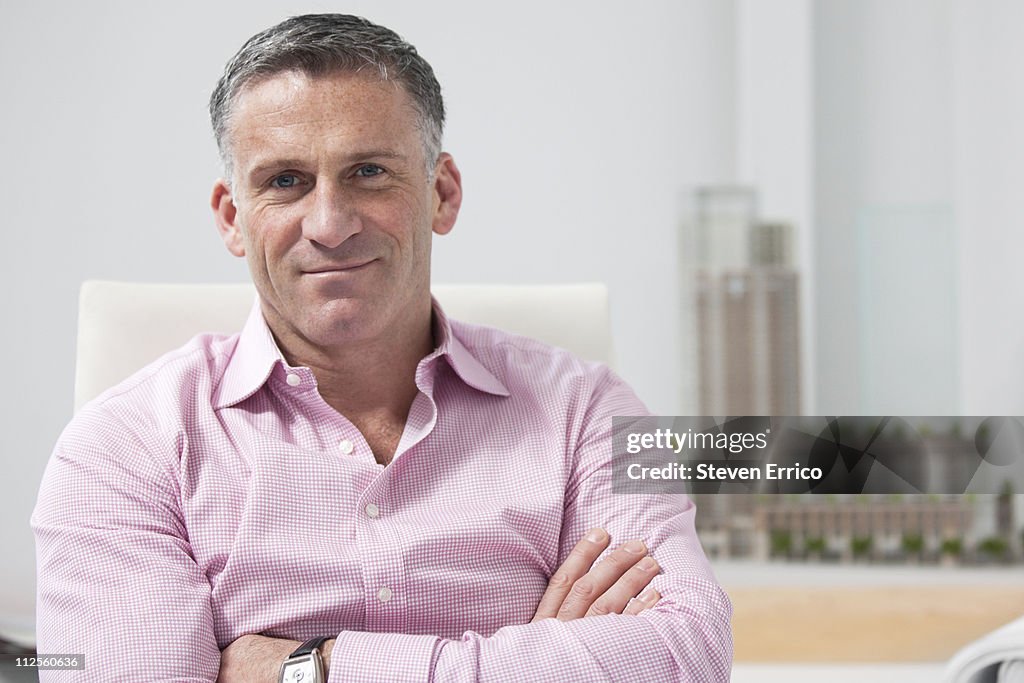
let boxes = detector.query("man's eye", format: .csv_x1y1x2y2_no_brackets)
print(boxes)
355,164,385,178
270,174,301,189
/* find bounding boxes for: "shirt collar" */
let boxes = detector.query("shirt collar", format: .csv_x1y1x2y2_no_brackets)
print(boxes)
214,295,509,409
428,297,510,397
213,298,284,409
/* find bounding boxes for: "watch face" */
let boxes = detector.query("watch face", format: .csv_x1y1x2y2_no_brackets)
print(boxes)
281,655,319,683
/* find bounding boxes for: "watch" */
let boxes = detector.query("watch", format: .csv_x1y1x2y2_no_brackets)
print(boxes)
279,636,329,683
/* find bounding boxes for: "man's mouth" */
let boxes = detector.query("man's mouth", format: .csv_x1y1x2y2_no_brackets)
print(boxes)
303,259,376,275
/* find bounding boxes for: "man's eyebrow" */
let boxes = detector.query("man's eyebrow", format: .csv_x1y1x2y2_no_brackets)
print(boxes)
245,150,409,178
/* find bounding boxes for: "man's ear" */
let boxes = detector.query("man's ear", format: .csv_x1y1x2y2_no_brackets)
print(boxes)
431,153,462,236
211,179,246,257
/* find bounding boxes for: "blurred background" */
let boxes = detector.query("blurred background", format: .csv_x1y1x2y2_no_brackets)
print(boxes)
2,0,1022,676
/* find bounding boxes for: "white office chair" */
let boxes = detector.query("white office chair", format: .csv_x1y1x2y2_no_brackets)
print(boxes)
74,281,614,411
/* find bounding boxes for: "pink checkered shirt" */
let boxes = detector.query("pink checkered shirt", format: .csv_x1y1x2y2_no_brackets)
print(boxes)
33,299,732,682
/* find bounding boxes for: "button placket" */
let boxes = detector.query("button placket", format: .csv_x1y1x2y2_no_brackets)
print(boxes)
355,478,407,630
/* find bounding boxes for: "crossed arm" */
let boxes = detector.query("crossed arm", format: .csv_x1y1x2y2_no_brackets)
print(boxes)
34,376,732,681
35,461,730,682
217,530,664,682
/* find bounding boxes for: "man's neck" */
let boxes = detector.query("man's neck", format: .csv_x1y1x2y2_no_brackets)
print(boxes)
300,333,432,418
265,302,436,464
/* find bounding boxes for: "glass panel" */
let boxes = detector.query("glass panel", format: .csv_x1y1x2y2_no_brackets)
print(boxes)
857,205,959,414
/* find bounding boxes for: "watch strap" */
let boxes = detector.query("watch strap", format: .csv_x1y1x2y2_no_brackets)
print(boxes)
289,636,330,658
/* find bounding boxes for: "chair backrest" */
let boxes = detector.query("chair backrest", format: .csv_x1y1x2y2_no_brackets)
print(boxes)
74,281,614,411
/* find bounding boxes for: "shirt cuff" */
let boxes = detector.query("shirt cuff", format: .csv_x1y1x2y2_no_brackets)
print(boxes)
327,631,441,683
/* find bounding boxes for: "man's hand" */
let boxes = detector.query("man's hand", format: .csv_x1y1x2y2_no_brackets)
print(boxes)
532,528,661,622
218,633,335,683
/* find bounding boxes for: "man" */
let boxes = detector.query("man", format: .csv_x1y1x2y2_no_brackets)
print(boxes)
33,14,731,682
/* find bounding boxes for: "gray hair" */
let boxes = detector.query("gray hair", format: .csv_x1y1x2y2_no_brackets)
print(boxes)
209,14,445,183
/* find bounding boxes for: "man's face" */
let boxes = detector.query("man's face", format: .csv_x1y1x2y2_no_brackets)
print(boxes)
211,70,461,353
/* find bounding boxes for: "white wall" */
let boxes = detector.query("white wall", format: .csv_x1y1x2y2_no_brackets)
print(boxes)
952,0,1024,414
0,1,736,633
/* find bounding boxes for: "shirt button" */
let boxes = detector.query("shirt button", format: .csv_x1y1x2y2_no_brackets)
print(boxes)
377,586,393,603
365,503,380,518
285,373,301,387
339,439,354,455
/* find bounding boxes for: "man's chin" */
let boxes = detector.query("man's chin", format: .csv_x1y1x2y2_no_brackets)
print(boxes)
300,297,383,343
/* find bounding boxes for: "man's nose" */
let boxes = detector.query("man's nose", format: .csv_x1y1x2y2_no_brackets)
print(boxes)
301,183,361,249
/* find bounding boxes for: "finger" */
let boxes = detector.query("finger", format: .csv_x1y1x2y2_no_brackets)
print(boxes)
623,587,662,616
584,555,660,618
556,539,648,621
532,528,610,622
